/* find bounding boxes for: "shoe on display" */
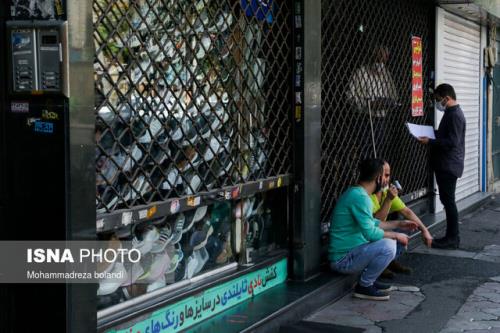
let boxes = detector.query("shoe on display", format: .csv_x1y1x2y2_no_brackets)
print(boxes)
97,262,129,296
96,188,120,214
170,213,186,244
203,135,223,161
244,197,255,220
147,275,166,293
173,256,186,282
161,167,180,191
121,262,145,287
132,226,161,256
137,117,165,144
189,220,214,251
194,115,211,139
193,247,209,275
353,284,390,301
183,206,208,233
138,249,171,284
165,243,184,274
185,173,202,195
148,142,170,166
183,252,197,280
123,174,152,202
196,34,212,59
216,153,233,177
206,235,224,263
150,224,174,253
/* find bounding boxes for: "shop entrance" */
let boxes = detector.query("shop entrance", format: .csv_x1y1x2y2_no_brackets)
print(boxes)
320,0,435,229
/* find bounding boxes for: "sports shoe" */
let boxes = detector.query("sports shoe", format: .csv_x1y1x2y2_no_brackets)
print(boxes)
138,249,171,284
169,213,186,244
132,226,160,255
147,275,166,292
353,284,390,301
150,225,174,253
121,262,144,287
165,243,183,274
374,281,393,292
183,206,208,233
206,235,224,264
97,262,129,296
189,221,214,250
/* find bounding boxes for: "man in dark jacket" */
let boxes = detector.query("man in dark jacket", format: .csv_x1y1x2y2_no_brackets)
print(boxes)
417,83,465,249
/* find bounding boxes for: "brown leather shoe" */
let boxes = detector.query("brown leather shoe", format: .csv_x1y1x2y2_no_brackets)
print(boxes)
388,260,412,275
380,268,395,279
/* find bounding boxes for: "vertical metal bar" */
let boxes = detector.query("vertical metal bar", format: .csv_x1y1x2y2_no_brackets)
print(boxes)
292,0,321,281
66,0,96,332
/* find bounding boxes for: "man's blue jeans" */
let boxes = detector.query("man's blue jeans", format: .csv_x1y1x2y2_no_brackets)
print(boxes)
330,239,397,287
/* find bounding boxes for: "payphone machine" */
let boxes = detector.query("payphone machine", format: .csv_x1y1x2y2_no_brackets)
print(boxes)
0,19,70,332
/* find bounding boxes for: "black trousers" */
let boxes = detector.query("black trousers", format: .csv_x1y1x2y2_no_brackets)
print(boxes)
435,170,459,239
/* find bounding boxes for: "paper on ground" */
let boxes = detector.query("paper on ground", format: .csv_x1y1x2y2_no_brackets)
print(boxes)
406,122,436,139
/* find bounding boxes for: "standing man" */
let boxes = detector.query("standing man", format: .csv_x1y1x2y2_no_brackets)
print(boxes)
329,158,418,300
417,83,466,249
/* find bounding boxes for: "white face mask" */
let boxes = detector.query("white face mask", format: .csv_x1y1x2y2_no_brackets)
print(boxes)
435,100,446,112
374,63,385,72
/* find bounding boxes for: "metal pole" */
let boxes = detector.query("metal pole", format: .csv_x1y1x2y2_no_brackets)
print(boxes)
66,0,96,331
292,0,321,281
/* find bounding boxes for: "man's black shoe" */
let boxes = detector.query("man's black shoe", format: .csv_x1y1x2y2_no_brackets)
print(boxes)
353,284,390,301
380,268,395,279
432,236,460,249
388,260,412,275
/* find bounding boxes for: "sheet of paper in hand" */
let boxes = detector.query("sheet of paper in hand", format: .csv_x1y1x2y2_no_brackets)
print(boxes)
406,122,436,139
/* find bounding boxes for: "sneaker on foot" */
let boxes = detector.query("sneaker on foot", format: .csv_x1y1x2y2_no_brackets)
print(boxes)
353,284,390,301
374,280,393,292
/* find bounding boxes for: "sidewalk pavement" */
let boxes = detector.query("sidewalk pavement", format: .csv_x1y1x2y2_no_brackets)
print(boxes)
299,195,500,333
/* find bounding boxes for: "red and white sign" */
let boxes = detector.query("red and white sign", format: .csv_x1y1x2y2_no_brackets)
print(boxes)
411,36,424,117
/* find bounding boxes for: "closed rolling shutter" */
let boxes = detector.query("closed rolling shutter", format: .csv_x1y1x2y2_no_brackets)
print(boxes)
436,9,481,201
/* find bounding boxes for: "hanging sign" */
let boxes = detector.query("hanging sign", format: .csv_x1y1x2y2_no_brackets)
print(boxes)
411,36,424,117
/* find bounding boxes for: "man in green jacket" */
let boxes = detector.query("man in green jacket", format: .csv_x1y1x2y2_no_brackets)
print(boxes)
329,158,418,301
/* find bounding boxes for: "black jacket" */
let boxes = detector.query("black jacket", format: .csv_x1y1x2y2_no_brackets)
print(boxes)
430,105,466,178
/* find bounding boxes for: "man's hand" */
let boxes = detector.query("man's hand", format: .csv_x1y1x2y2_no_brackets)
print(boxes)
395,233,409,246
397,220,419,232
386,184,398,200
417,136,430,144
421,229,433,248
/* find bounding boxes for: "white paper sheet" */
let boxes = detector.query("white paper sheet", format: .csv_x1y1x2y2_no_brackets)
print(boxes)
405,122,436,139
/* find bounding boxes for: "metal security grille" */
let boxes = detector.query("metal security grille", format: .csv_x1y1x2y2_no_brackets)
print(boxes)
320,0,434,224
93,0,292,215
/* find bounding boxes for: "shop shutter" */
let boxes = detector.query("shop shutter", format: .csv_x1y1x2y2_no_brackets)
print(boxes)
436,8,481,201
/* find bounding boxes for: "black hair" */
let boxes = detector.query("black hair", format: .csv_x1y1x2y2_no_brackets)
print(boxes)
358,158,385,182
435,83,456,100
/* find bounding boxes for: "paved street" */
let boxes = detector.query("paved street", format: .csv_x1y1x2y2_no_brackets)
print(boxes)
304,195,500,333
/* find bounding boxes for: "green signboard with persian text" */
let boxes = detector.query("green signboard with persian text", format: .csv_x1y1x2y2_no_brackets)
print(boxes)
108,258,287,333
